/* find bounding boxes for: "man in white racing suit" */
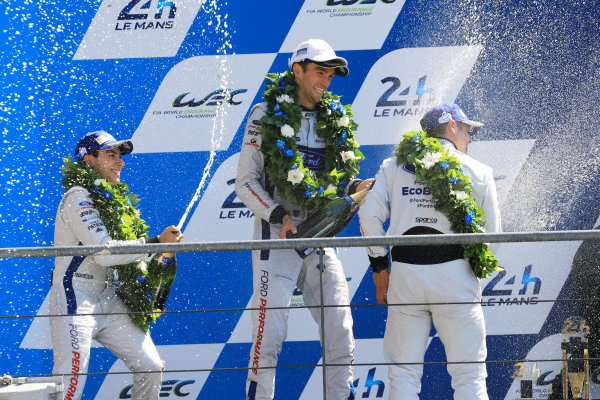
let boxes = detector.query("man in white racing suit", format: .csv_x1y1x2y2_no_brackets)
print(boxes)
235,39,372,400
358,103,501,400
50,131,183,400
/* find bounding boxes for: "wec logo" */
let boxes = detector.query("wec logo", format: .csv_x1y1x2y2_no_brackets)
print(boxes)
119,379,195,398
172,89,248,108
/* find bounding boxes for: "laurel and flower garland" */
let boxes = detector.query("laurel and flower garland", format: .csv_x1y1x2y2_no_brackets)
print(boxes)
62,157,174,332
394,131,500,279
259,69,364,210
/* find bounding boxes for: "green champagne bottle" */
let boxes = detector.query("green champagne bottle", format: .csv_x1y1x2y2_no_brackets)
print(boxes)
286,187,369,258
153,253,177,312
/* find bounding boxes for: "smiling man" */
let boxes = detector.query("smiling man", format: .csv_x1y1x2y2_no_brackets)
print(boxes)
49,130,184,400
235,39,372,400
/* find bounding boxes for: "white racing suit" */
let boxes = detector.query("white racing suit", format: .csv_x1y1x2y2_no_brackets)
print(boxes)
50,186,163,400
235,103,357,400
358,139,501,400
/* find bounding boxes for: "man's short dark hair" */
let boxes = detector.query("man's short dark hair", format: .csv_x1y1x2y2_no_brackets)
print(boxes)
295,60,311,73
426,122,448,138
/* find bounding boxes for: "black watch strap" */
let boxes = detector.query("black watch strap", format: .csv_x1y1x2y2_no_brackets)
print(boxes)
369,254,389,273
348,179,362,195
147,236,161,244
269,205,288,225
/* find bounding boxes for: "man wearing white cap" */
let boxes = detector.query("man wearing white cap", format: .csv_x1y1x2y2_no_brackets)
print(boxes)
358,103,501,399
236,39,371,399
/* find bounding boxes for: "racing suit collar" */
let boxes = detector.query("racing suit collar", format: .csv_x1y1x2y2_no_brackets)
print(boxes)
301,106,317,117
438,138,459,152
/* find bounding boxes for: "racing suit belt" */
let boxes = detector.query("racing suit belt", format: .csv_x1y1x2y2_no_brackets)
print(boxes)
391,226,465,265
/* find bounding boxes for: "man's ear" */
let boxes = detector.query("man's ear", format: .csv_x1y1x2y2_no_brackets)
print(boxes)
82,154,94,166
446,119,458,136
291,62,301,76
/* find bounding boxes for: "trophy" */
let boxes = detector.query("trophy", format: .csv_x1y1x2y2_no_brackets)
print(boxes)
517,380,535,400
560,336,590,399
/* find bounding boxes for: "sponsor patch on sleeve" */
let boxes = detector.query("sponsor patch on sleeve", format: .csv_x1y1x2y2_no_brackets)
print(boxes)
79,201,93,207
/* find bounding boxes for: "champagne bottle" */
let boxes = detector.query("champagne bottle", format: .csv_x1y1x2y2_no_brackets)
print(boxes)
286,187,369,258
153,253,177,312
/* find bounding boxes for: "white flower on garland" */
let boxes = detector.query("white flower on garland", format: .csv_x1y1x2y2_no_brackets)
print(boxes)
94,179,104,186
341,150,358,162
287,169,304,184
326,184,337,192
281,124,295,138
137,261,148,273
455,191,469,201
419,151,443,169
337,115,350,127
276,94,293,104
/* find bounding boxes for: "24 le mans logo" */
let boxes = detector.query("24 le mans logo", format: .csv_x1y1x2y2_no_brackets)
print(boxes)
482,265,542,306
373,75,435,118
220,179,253,220
116,0,177,31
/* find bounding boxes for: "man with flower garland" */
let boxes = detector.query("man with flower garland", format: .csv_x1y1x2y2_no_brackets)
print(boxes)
50,130,184,400
236,39,372,400
358,103,501,400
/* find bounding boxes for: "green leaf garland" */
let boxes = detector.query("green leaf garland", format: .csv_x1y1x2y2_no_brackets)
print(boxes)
62,157,174,331
259,69,364,210
394,131,500,279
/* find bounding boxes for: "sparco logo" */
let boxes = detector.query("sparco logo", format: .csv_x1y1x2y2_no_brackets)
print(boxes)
415,217,437,224
327,0,396,4
172,89,248,107
116,0,177,31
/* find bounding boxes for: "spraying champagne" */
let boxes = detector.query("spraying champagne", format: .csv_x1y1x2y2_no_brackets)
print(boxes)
286,187,370,258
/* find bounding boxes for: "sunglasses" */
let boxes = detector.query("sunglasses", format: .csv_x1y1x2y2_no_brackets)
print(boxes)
460,122,476,135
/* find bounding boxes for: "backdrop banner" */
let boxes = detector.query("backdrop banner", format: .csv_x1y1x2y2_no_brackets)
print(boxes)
2,1,599,399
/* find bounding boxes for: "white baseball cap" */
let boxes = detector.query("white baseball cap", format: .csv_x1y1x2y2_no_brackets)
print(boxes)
288,39,349,77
